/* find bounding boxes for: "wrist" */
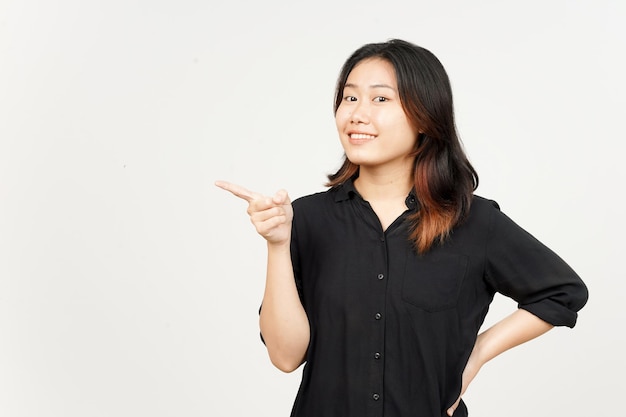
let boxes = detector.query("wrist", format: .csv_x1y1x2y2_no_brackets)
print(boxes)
267,240,291,252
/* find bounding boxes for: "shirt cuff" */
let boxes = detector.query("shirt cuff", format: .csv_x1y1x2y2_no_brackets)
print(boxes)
519,299,578,328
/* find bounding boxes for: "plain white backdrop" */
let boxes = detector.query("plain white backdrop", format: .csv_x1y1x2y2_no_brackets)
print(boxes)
1,0,624,416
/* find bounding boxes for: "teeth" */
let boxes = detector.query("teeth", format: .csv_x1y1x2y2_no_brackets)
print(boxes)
350,133,375,139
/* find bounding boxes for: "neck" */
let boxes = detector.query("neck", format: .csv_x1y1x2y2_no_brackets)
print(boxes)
354,164,413,201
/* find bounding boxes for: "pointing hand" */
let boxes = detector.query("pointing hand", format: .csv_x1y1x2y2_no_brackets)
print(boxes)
215,180,293,245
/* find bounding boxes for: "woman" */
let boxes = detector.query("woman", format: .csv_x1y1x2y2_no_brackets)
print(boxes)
215,39,588,417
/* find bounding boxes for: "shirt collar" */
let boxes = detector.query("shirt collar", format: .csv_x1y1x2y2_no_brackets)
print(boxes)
332,177,419,211
332,177,359,202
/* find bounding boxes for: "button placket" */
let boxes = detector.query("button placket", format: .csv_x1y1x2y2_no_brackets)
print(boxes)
367,230,388,409
371,269,386,407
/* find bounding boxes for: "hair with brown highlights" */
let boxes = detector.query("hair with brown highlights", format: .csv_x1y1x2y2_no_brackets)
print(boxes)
327,39,478,253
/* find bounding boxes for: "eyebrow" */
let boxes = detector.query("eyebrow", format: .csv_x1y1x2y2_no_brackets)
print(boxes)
344,82,397,91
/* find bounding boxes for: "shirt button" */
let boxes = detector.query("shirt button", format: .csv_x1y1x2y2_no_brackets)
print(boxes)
377,273,384,280
374,312,382,320
374,352,381,359
372,393,380,401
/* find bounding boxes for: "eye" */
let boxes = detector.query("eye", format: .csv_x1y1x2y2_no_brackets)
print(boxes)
343,96,357,102
373,96,388,102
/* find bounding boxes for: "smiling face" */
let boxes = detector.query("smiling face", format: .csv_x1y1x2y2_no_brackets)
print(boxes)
335,58,419,174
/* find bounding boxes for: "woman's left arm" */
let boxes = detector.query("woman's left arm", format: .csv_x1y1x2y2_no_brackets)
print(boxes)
447,308,553,416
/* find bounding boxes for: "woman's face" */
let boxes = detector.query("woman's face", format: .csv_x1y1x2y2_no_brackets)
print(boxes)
335,58,419,172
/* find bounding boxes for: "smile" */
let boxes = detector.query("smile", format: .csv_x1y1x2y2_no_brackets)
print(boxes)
349,133,376,140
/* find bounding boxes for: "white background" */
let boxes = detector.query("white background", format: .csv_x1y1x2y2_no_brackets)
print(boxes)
1,0,624,416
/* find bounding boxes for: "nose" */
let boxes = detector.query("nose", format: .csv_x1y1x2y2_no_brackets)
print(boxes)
350,100,370,124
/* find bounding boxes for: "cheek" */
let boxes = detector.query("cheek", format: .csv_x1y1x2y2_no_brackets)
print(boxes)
335,110,348,131
392,113,418,141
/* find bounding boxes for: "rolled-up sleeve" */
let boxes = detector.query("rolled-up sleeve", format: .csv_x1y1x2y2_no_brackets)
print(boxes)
484,202,588,328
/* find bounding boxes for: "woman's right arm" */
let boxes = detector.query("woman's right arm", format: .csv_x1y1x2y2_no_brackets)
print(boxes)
215,181,310,372
260,239,310,372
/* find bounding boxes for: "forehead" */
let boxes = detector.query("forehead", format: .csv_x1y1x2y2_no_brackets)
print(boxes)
345,58,397,87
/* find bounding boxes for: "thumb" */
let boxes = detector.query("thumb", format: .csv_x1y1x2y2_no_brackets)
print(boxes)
272,189,291,205
447,399,460,416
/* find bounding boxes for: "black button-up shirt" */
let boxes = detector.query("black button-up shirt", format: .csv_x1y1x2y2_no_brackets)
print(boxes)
282,179,587,417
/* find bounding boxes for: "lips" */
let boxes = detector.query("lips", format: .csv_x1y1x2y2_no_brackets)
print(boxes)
347,132,376,145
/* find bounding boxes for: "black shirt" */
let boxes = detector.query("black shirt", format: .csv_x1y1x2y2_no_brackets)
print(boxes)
283,179,587,417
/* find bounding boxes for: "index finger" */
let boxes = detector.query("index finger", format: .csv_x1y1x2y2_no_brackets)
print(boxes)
214,180,261,202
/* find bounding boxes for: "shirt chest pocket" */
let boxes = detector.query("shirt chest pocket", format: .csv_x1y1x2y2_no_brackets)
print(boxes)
401,253,469,312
